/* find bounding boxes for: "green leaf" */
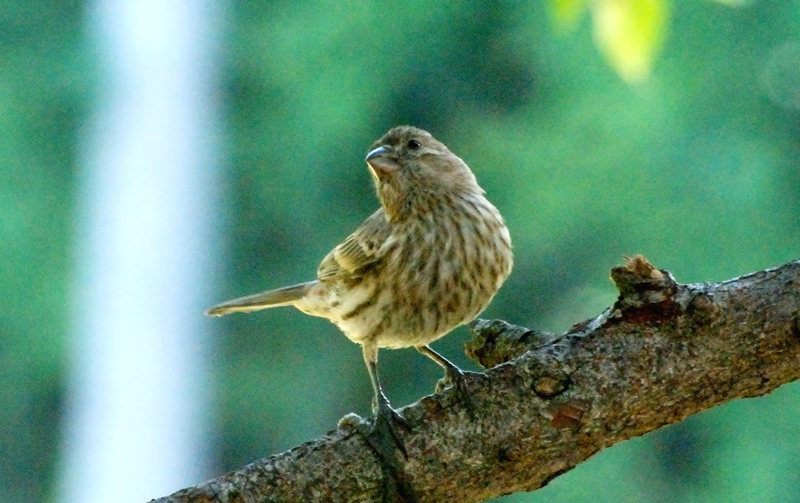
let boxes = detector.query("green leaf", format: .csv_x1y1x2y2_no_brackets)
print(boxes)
591,0,670,83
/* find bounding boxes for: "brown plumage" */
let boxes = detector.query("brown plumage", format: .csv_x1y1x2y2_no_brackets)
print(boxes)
208,126,513,460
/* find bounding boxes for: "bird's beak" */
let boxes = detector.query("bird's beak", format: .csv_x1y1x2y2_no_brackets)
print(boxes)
365,146,399,180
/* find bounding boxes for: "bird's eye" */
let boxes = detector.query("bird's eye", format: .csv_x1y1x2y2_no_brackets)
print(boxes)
407,139,421,150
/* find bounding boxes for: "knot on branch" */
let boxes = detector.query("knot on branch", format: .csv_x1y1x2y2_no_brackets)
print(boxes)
608,255,682,323
466,255,714,370
466,319,557,368
467,319,573,398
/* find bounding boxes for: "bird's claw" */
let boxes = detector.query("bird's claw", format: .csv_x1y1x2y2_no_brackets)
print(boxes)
435,367,481,416
371,397,408,459
355,397,417,502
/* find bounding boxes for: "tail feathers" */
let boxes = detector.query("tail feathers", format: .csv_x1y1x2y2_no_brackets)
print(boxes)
206,281,316,316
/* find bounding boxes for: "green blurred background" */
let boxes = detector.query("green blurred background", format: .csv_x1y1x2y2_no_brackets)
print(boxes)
4,0,800,501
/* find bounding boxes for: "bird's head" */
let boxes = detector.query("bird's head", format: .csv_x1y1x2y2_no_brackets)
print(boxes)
365,126,480,220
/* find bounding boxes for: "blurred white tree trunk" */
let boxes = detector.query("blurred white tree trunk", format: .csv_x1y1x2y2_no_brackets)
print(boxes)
60,1,222,501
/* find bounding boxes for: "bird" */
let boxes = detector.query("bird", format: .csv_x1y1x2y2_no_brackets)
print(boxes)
207,125,513,479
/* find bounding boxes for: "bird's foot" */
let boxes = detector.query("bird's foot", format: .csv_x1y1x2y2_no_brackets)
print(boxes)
355,396,416,502
435,366,482,416
370,396,409,461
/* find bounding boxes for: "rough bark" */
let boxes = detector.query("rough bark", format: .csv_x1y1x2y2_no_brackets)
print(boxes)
152,256,800,503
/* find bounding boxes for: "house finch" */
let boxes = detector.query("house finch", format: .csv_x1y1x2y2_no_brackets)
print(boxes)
207,125,513,474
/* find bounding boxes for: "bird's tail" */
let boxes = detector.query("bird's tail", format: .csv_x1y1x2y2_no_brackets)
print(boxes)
205,281,317,316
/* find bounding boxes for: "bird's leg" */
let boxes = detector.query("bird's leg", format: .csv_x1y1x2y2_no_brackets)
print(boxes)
359,343,416,502
416,345,478,413
365,347,407,458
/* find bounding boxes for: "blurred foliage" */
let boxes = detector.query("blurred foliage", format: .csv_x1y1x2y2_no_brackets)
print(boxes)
0,1,91,502
2,0,800,502
551,0,669,83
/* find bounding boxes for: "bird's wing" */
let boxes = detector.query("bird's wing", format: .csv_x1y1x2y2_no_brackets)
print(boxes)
317,208,391,281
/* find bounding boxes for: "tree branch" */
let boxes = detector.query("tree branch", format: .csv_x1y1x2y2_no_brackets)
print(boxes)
152,256,800,503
